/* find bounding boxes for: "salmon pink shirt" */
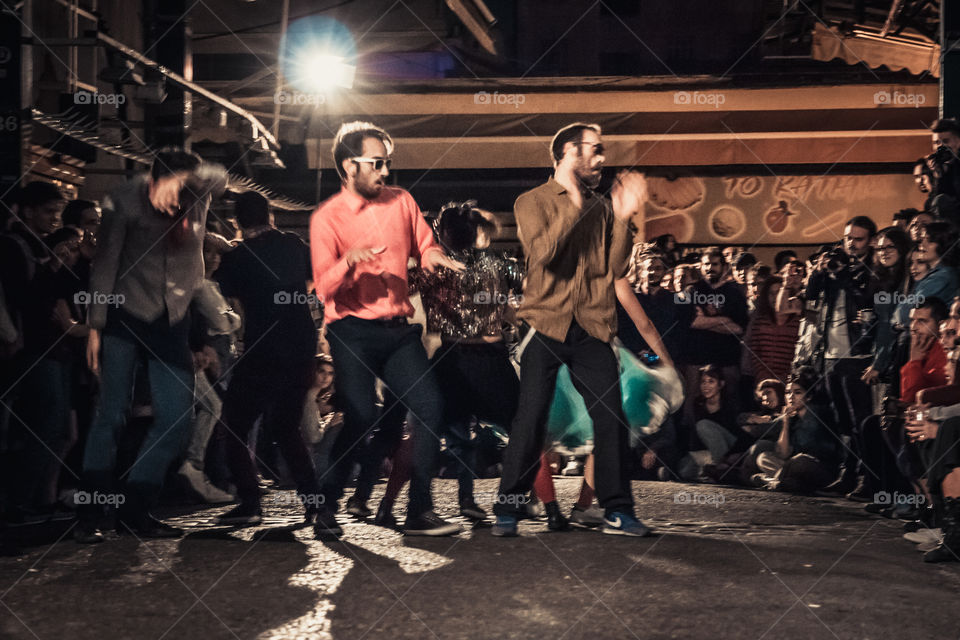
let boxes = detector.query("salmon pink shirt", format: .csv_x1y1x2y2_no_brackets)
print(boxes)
310,186,443,324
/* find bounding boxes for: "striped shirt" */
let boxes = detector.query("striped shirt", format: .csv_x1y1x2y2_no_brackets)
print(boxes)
746,313,800,383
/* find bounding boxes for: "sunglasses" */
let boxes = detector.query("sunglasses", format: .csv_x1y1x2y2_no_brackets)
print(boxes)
576,142,605,155
352,157,392,171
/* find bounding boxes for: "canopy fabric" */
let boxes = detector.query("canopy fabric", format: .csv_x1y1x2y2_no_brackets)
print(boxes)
811,22,940,77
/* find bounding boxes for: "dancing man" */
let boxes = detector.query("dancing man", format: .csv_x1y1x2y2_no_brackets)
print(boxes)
492,123,650,537
309,121,465,537
76,149,226,542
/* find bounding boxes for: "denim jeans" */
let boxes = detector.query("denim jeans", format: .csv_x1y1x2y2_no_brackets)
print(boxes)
695,419,737,464
81,333,194,507
324,317,443,518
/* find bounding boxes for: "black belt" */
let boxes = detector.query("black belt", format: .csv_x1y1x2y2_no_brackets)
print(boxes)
369,316,408,328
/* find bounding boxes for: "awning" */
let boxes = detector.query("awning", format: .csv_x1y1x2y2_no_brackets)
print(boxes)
811,22,940,77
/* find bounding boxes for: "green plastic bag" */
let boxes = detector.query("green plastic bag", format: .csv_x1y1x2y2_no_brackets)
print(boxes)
545,345,682,447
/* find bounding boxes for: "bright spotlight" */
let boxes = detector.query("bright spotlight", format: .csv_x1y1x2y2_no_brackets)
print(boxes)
282,17,357,94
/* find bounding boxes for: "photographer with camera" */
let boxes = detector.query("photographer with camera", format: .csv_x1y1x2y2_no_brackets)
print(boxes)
924,119,960,224
804,216,877,497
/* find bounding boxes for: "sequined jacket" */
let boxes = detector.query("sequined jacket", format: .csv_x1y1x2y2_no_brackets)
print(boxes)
410,248,523,340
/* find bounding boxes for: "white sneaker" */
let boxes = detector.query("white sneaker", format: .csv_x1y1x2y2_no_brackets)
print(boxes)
561,459,582,476
179,461,235,504
903,528,942,545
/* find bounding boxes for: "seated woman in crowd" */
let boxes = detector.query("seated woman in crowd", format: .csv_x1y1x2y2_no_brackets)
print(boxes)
748,366,844,493
737,379,786,439
680,365,752,480
701,379,785,484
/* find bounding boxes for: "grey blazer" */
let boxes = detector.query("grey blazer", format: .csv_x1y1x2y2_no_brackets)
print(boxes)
88,166,227,330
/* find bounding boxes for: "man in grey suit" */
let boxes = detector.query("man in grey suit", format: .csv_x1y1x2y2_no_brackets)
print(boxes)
75,148,226,543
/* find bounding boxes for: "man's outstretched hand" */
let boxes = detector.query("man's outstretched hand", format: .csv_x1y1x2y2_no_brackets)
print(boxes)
611,171,648,222
424,249,465,273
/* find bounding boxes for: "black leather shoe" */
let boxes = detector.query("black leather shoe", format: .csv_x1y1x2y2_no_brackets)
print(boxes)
845,477,874,503
374,502,398,529
118,515,184,539
313,509,343,538
403,511,463,536
459,501,487,521
816,469,857,497
73,523,105,544
216,504,263,526
545,501,570,532
346,496,372,519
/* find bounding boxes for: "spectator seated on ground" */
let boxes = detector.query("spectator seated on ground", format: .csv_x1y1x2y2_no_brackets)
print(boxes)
747,367,844,494
737,379,785,440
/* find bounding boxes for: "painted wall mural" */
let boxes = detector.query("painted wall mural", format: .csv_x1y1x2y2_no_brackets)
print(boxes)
642,174,921,245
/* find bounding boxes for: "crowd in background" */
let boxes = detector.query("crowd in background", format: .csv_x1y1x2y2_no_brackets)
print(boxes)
2,117,960,562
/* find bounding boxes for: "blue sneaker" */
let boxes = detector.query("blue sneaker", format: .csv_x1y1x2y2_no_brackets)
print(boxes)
602,511,651,537
491,514,518,537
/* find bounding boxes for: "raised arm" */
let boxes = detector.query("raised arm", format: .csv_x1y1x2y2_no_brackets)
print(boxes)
615,278,674,367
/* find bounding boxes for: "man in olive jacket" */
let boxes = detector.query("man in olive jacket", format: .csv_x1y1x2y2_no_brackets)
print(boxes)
492,123,651,537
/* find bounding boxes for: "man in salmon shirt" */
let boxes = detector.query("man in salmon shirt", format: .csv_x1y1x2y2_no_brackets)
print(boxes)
309,121,465,537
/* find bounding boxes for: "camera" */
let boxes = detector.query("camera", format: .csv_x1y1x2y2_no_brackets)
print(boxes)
823,247,850,273
931,144,955,167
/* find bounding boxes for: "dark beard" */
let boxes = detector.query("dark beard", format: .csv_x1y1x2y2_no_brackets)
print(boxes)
357,181,382,200
577,170,600,191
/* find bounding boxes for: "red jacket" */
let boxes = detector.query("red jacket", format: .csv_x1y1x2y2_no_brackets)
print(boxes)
900,339,948,404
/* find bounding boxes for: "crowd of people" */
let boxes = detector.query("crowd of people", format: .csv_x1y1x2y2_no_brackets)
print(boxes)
1,116,959,564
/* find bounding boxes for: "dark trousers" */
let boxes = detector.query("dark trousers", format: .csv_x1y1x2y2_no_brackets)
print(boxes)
221,358,320,509
324,317,443,518
352,391,407,503
495,322,633,518
861,414,911,495
824,357,872,472
432,341,520,504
